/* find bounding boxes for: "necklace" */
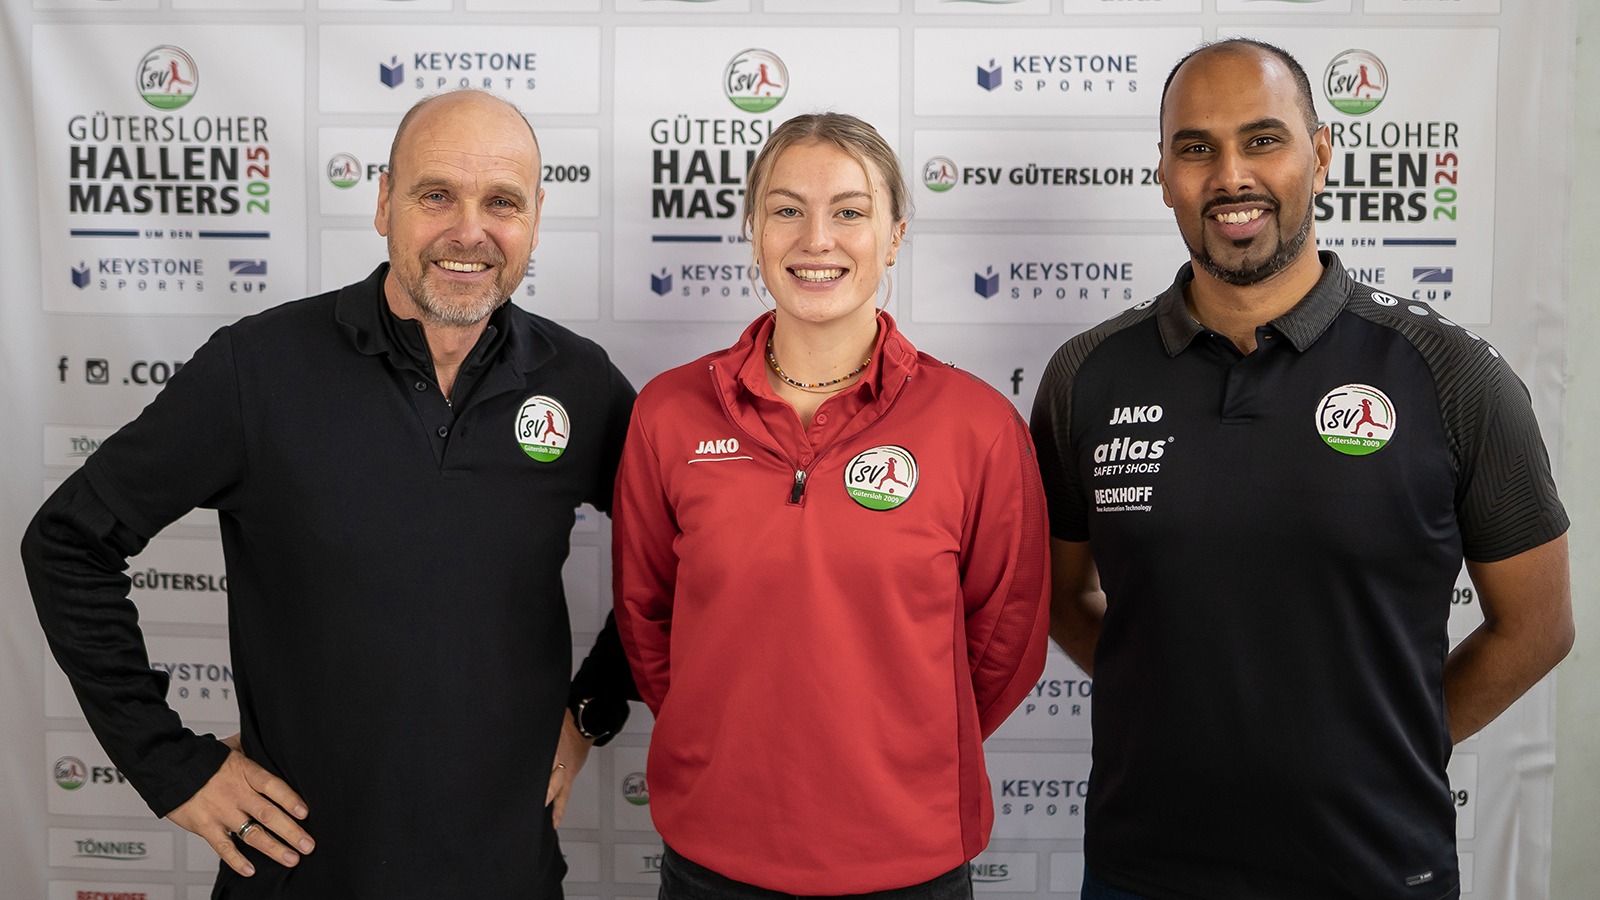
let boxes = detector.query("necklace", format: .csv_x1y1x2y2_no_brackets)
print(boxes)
766,336,871,394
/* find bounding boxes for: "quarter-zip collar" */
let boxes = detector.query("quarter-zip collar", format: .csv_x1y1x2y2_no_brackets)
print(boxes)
709,311,920,454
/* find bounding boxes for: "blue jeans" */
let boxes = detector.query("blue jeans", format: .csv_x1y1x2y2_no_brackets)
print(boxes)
659,846,973,900
1081,869,1153,900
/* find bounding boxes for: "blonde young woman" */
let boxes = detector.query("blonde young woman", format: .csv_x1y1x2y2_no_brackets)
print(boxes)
613,113,1049,899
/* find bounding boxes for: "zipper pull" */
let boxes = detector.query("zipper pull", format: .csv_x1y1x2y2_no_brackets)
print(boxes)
789,469,808,503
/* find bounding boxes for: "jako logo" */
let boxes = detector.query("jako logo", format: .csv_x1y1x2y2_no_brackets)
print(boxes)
138,45,198,110
622,772,650,806
977,58,1003,92
1108,405,1162,425
651,269,672,296
923,157,957,193
694,438,740,454
725,49,787,113
53,757,88,791
1324,49,1387,116
327,153,362,189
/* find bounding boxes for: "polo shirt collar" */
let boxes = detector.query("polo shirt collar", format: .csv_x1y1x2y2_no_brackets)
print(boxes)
1155,251,1353,357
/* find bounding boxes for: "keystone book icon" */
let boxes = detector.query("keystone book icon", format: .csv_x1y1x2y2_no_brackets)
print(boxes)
651,269,672,295
974,267,999,298
138,46,198,110
72,263,91,289
381,56,405,89
977,59,1003,92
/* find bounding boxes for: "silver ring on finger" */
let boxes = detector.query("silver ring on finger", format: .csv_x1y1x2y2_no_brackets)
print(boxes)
236,819,260,839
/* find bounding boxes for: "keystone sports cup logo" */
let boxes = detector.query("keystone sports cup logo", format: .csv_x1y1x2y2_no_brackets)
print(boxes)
725,49,788,113
54,757,88,791
515,395,571,462
923,157,958,193
1324,50,1387,116
327,154,362,189
1316,383,1395,456
137,46,198,110
844,445,918,510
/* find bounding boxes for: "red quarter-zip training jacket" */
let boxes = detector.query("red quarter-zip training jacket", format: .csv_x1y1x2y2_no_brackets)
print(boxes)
613,312,1049,894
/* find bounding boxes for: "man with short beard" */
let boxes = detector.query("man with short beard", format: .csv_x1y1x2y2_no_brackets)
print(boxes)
23,90,636,898
1030,39,1572,900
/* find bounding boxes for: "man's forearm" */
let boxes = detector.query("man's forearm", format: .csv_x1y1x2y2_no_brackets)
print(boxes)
1444,538,1574,742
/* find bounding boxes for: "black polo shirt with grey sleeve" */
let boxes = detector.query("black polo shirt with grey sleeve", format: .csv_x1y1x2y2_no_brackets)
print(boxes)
1029,253,1567,900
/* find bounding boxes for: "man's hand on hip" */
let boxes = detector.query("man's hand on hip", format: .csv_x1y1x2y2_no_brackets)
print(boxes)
166,734,314,877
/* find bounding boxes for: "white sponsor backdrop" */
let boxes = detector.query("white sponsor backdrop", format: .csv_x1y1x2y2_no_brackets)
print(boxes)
0,2,1574,899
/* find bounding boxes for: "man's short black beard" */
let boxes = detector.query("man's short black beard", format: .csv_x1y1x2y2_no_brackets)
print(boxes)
1192,199,1315,287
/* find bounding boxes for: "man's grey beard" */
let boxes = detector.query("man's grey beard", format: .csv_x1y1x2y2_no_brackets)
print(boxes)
413,284,507,326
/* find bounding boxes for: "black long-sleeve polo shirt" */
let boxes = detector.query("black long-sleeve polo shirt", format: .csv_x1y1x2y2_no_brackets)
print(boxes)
23,264,636,898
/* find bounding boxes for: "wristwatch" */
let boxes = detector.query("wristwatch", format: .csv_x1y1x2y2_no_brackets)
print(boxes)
568,694,628,746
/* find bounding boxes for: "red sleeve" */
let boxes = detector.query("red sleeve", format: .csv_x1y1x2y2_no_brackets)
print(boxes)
960,409,1051,737
610,402,679,715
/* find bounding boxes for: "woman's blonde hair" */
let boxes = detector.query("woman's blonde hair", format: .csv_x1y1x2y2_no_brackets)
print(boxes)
742,112,911,239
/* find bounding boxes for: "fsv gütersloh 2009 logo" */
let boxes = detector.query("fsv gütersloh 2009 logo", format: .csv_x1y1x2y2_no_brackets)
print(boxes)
137,45,198,110
1316,383,1396,456
724,49,788,112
